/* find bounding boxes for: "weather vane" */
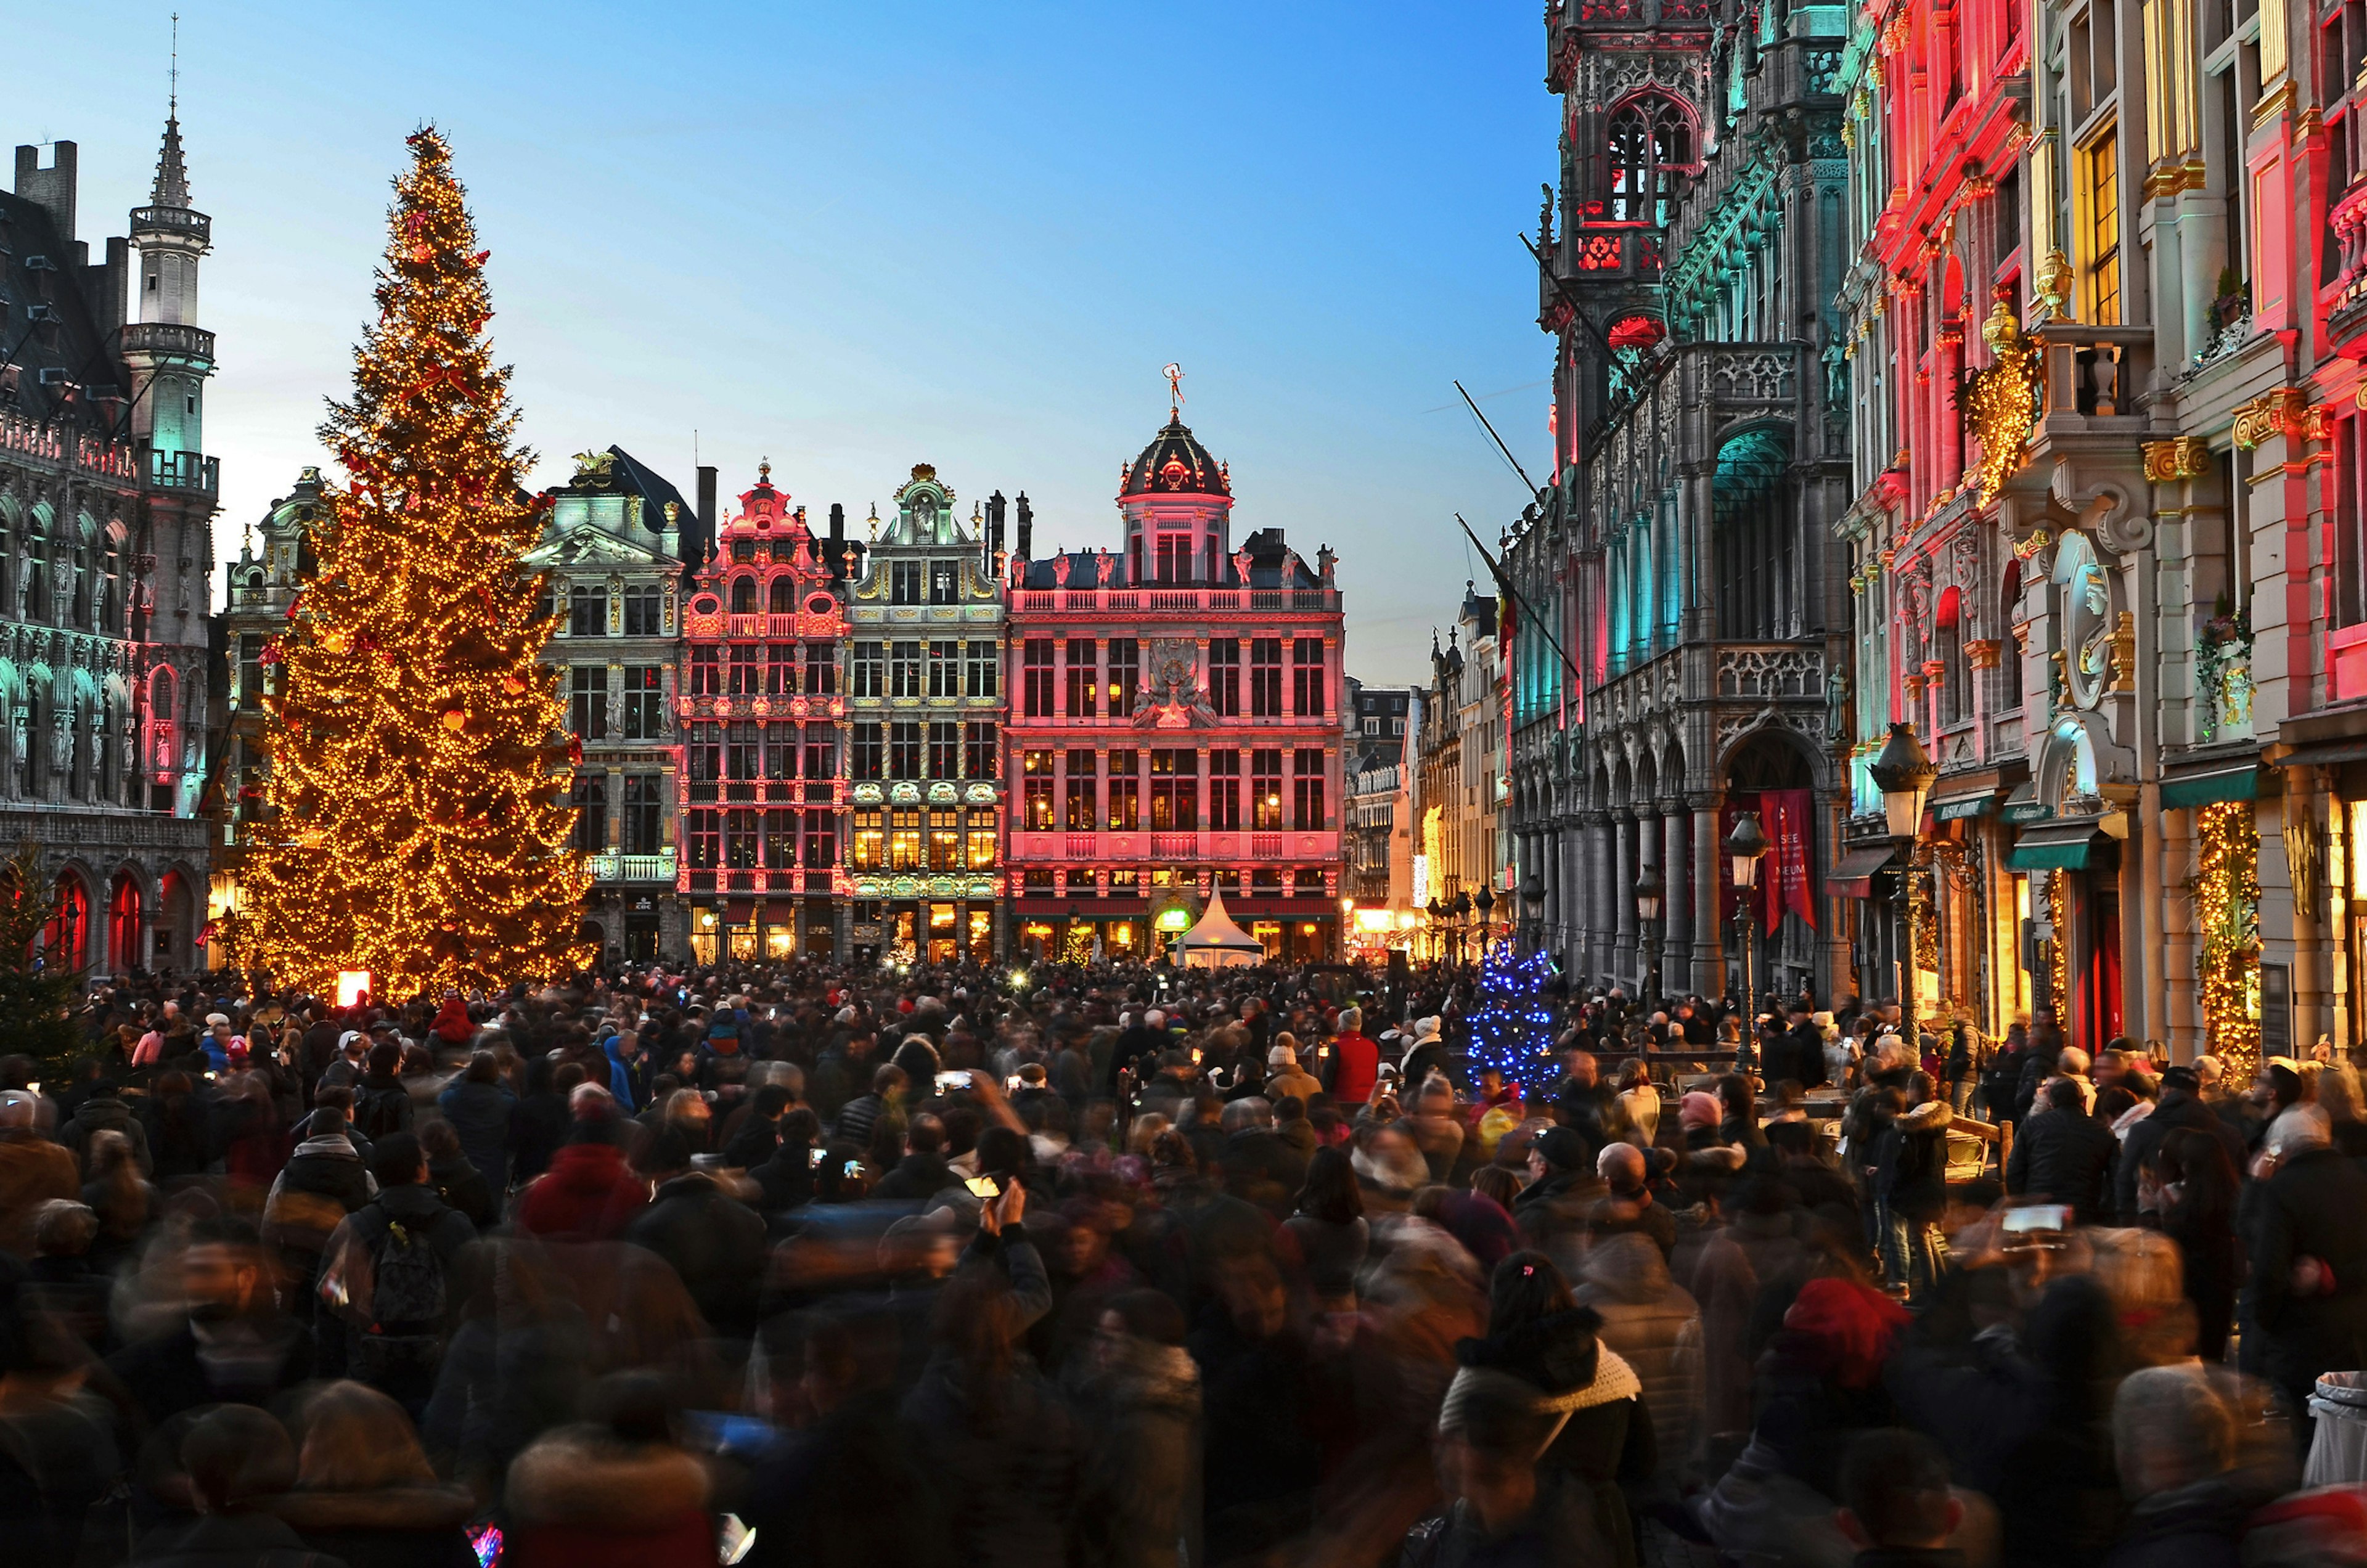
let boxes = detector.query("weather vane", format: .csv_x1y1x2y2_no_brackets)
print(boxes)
1163,362,1185,419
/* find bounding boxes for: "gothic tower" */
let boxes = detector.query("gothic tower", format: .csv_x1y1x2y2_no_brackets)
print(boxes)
120,96,213,480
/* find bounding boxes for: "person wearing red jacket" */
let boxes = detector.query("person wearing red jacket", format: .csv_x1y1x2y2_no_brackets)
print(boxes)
513,1106,648,1242
1329,1007,1380,1105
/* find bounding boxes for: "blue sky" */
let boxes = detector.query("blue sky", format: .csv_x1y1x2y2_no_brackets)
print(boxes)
18,2,1555,686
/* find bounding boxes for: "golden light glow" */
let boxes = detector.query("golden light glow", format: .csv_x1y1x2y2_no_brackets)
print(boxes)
2196,799,2262,1076
1964,301,2042,505
242,128,590,997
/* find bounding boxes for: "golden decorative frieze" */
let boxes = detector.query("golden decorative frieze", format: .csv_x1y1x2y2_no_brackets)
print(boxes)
2112,611,2137,693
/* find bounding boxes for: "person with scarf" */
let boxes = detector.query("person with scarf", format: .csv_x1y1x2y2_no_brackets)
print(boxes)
1442,1249,1654,1568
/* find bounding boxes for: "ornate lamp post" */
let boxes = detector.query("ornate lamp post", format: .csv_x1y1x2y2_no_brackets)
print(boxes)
1519,872,1547,958
1870,721,1938,1018
1451,889,1473,965
1725,812,1769,1026
1633,864,1663,1006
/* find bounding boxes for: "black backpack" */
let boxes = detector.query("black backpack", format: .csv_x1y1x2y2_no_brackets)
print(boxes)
354,1083,409,1139
354,1211,449,1387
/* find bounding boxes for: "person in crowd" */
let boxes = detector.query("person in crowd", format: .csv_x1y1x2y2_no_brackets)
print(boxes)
2007,1076,2118,1224
274,1379,477,1568
433,1051,515,1212
503,1371,716,1568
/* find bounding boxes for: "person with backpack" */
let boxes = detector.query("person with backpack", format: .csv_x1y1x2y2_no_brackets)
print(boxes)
351,1044,413,1141
319,1132,475,1420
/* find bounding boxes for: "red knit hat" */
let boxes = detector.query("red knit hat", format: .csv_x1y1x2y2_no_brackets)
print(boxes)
1782,1277,1909,1389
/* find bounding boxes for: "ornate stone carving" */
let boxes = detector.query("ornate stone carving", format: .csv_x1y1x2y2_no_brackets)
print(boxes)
2141,437,2212,481
1964,639,2003,670
1714,647,1823,698
2231,388,2308,451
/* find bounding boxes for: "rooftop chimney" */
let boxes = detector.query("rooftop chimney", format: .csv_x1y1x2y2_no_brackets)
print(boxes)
695,464,718,566
13,142,77,245
1015,492,1033,561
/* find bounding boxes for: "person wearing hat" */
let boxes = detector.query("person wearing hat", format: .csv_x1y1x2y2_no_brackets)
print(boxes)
1400,1016,1449,1092
1264,1039,1321,1105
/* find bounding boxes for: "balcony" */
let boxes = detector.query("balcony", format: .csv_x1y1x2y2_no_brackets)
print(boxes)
2330,176,2367,354
148,449,219,494
1010,829,1335,864
129,205,211,245
2034,324,2152,422
1012,584,1338,615
586,849,677,883
1691,341,1802,422
119,321,216,368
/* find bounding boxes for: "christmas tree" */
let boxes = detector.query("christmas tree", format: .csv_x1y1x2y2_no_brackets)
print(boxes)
243,128,588,997
1466,944,1558,1088
0,844,86,1073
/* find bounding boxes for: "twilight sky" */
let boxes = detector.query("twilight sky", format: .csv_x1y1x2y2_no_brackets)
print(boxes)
17,1,1555,687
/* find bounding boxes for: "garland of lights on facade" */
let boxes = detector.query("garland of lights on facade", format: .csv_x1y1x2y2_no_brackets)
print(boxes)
2195,799,2262,1074
241,128,589,997
1962,299,2042,506
1467,944,1558,1087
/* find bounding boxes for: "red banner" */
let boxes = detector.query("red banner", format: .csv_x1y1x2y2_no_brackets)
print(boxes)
1760,788,1818,934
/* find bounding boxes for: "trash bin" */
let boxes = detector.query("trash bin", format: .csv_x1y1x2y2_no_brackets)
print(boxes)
2305,1371,2367,1487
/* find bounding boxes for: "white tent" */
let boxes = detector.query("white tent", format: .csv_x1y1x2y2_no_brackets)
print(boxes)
1176,890,1265,968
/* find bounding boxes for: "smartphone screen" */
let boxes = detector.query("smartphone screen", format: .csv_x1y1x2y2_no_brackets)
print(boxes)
2003,1203,2071,1234
808,1146,825,1169
965,1175,1001,1199
842,1160,862,1179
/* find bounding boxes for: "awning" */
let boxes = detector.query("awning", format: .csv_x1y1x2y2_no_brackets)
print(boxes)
2159,765,2259,809
2006,820,2111,870
1934,792,1998,821
2277,739,2367,769
1828,844,1900,899
2001,784,2048,824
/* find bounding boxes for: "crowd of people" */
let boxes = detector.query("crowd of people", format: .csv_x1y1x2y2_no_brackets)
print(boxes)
0,957,2361,1567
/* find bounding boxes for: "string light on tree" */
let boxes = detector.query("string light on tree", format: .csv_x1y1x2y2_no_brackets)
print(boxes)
242,128,589,997
1466,944,1558,1088
2194,799,2261,1076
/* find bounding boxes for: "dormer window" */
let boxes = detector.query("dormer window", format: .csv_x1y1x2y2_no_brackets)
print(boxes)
1606,94,1696,226
929,560,959,603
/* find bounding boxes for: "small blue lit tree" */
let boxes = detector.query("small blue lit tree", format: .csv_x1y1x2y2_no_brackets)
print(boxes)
1466,944,1558,1087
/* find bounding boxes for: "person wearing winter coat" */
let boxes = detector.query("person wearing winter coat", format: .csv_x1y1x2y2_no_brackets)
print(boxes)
1446,1250,1656,1568
129,1403,354,1568
622,1129,767,1338
1874,1077,1955,1303
2117,1068,2247,1225
2093,1366,2259,1568
433,1053,515,1206
1070,1288,1203,1568
502,1373,714,1568
1329,1008,1381,1105
272,1379,476,1568
2006,1077,2117,1224
2242,1116,2367,1443
1576,1231,1703,1492
319,1134,477,1416
262,1108,377,1307
512,1121,648,1243
1262,1040,1322,1106
898,1236,1079,1568
59,1084,151,1177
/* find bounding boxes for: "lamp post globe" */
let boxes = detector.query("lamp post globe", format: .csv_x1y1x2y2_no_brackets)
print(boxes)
1870,721,1939,840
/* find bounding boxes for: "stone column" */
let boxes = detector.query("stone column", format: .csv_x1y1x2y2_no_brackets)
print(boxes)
2162,807,2199,1062
1613,809,1638,990
1662,804,1690,997
1584,811,1612,982
2138,782,2165,1053
1692,795,1723,997
1636,802,1662,998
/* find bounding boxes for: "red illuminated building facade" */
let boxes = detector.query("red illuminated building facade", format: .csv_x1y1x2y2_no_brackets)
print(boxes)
674,465,861,964
1004,407,1346,963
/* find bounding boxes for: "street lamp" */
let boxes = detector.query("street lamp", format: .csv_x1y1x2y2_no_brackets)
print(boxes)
1519,872,1547,956
1452,889,1473,965
1474,884,1496,957
1870,721,1937,1018
1725,811,1769,1024
1633,864,1663,1005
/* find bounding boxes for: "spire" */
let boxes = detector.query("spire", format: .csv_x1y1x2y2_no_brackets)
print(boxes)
150,14,190,208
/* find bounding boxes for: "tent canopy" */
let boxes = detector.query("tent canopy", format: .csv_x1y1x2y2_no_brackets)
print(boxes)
1177,891,1264,969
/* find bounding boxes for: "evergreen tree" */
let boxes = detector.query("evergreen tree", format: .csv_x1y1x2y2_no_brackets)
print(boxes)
245,128,587,996
0,844,84,1072
1466,944,1558,1088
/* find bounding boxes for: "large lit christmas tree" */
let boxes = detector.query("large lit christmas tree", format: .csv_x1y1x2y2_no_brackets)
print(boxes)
1467,944,1558,1088
244,128,587,997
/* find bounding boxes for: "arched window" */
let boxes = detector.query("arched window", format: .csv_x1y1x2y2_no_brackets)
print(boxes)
1937,587,1966,727
45,875,88,972
2000,562,2024,709
729,575,758,615
1606,94,1695,226
769,576,795,614
108,872,141,971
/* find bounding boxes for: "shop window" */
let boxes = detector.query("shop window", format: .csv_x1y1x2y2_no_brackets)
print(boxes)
889,808,922,870
852,808,885,870
1065,749,1097,829
929,808,960,870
